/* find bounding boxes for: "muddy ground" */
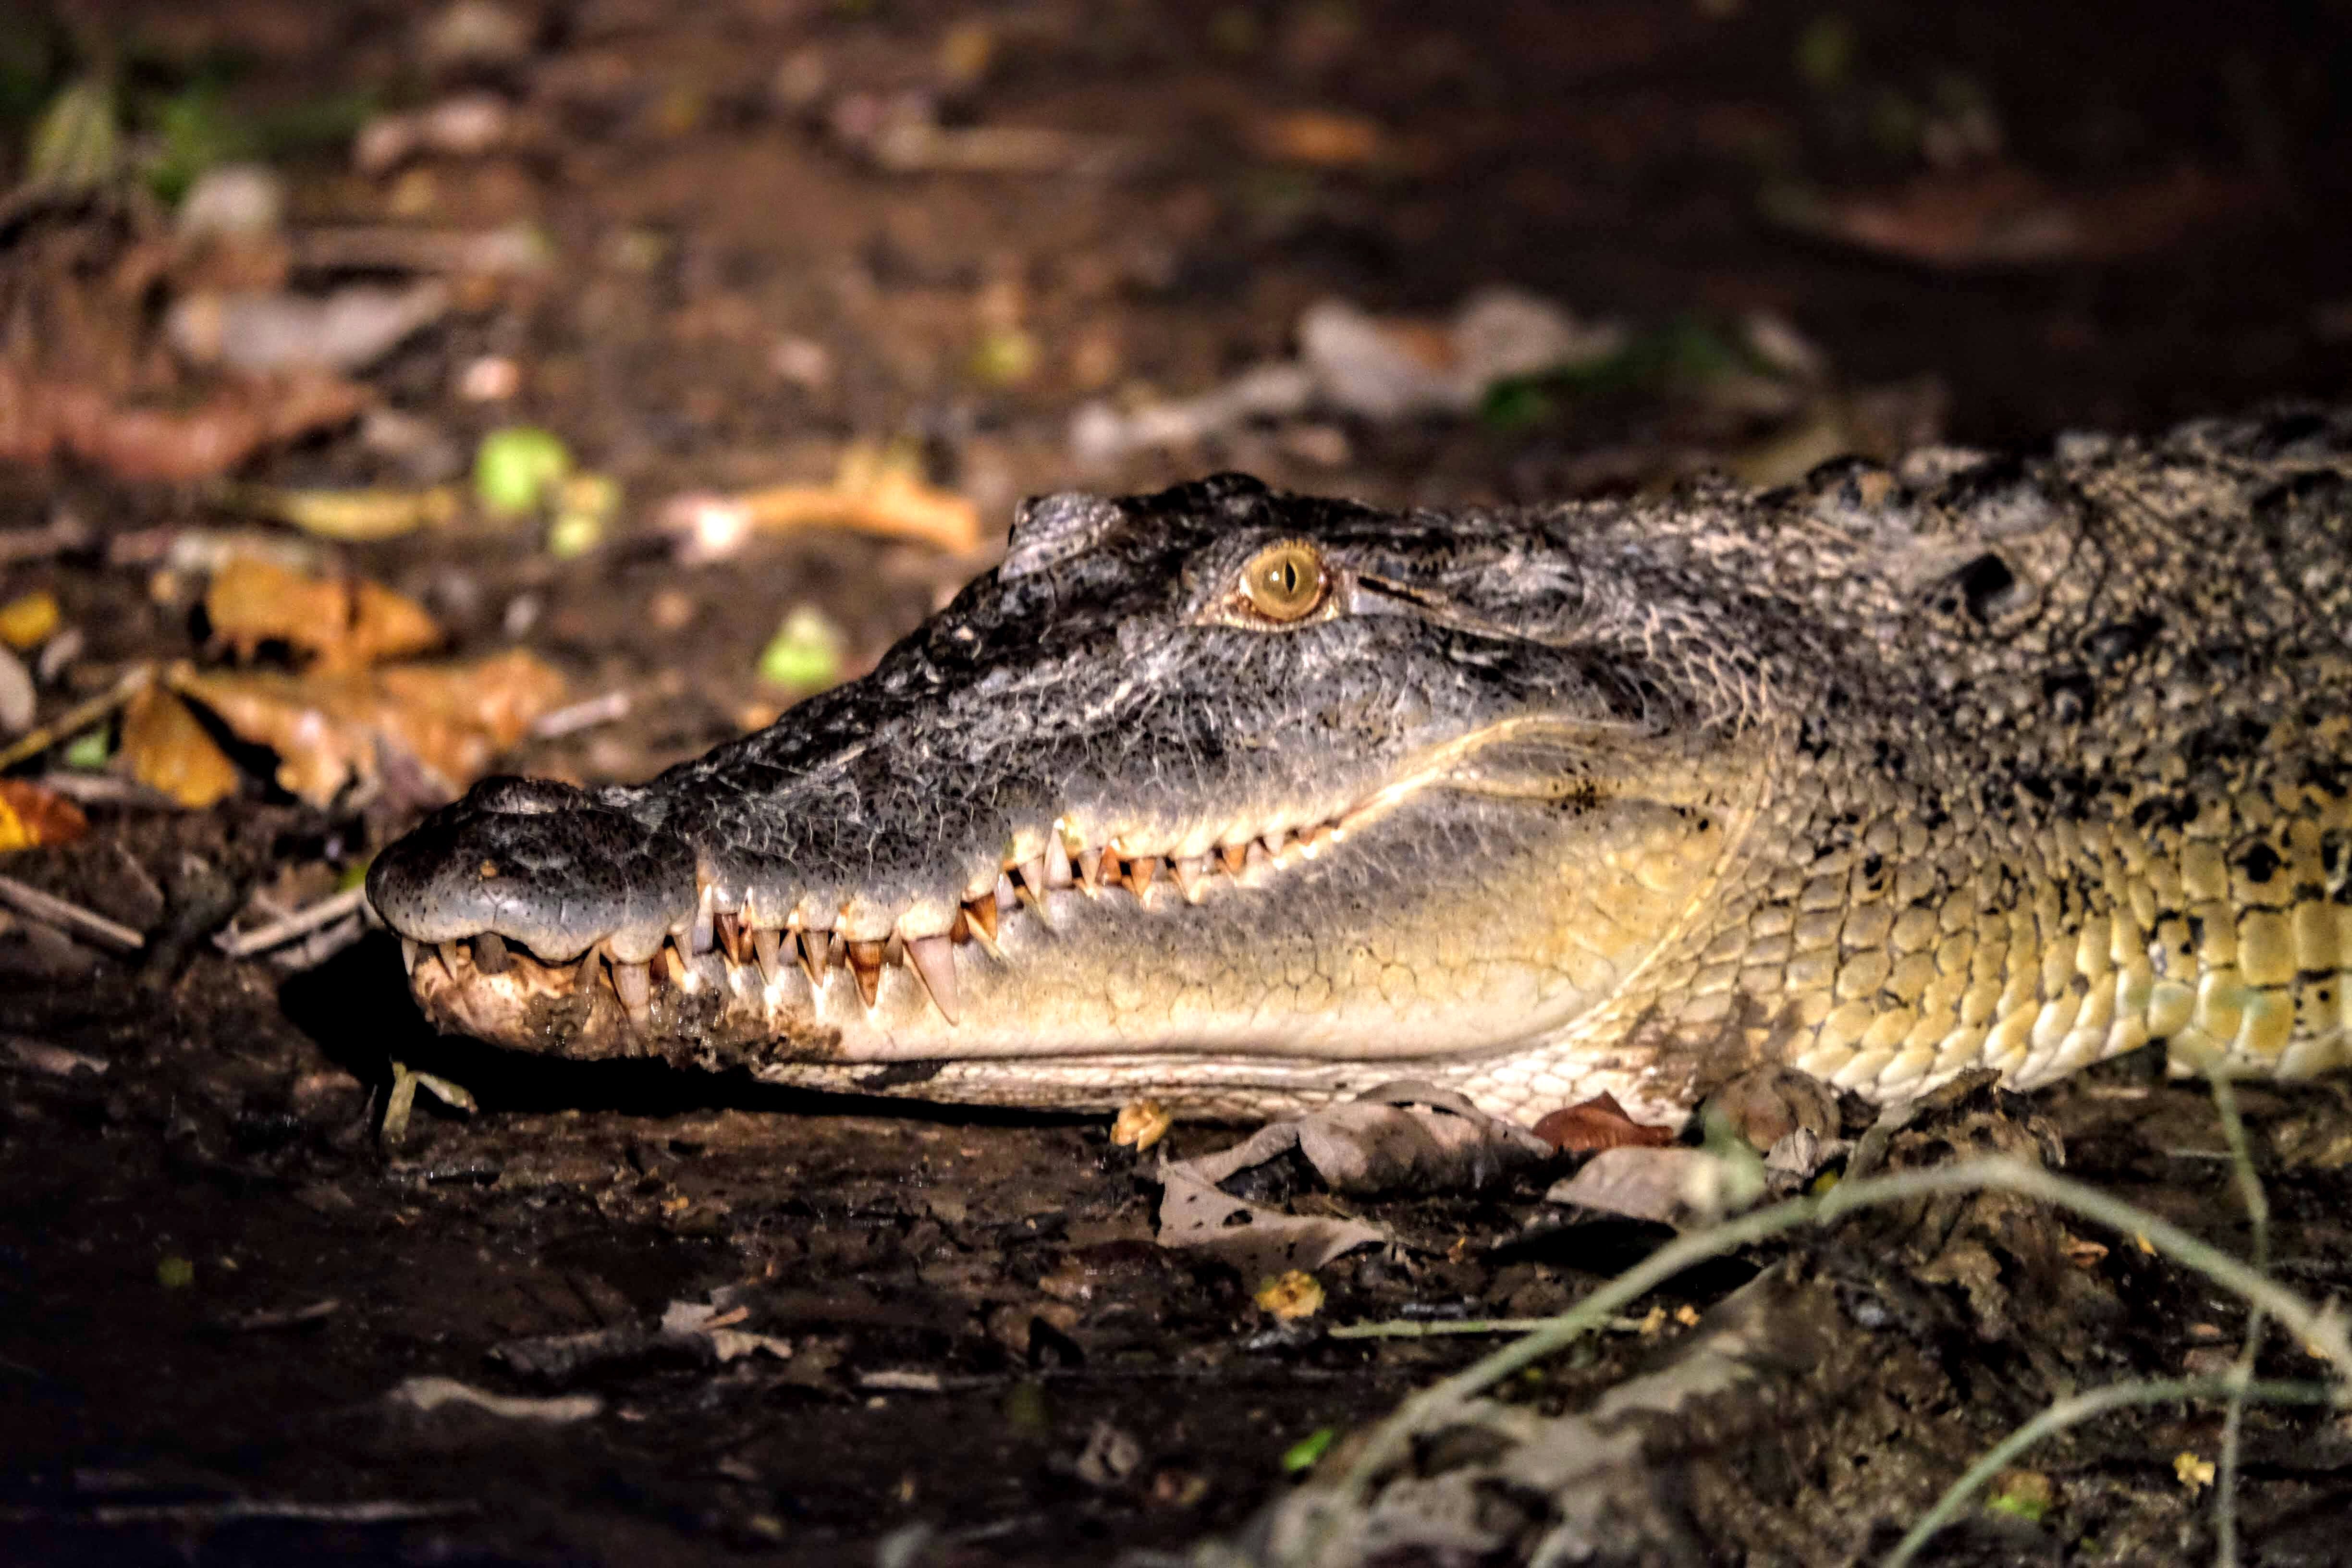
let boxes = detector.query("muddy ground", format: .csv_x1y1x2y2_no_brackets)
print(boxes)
3,1,2352,1564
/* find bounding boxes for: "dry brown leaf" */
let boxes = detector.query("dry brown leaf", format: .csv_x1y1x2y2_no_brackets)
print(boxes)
0,777,90,850
1766,165,2260,271
19,367,372,484
1252,110,1385,167
118,684,240,808
170,649,564,805
1532,1092,1678,1154
205,557,443,673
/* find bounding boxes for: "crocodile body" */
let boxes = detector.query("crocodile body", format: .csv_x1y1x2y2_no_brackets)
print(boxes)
368,410,2352,1125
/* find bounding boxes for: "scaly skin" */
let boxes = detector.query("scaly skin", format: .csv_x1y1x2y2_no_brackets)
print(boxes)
368,411,2352,1125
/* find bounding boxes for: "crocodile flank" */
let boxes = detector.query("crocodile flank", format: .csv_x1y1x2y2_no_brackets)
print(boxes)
367,408,2352,1125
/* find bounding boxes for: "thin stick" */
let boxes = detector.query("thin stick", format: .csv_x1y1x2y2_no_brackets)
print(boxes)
530,690,631,739
0,665,147,772
215,885,368,957
0,871,144,950
1330,1314,1661,1340
1880,1374,2334,1568
2204,1066,2270,1568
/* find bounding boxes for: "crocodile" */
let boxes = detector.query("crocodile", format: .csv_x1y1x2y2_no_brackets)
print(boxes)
366,409,2352,1127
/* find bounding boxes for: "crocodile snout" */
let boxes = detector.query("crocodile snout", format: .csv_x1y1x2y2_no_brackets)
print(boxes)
366,775,698,968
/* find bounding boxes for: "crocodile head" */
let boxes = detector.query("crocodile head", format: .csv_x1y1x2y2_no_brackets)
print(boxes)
367,474,1781,1112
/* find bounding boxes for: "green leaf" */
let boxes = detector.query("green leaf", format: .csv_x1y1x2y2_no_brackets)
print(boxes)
1280,1427,1337,1473
474,428,574,518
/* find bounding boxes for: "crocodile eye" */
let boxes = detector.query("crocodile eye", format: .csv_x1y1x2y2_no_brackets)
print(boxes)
1238,541,1328,623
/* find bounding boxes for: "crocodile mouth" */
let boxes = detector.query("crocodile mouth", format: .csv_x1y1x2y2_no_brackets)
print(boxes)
398,798,1368,1045
372,700,1734,1085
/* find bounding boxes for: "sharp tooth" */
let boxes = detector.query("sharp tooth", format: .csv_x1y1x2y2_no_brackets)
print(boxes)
662,939,689,985
1076,845,1105,893
401,937,419,975
1127,855,1160,897
690,890,715,955
752,927,784,986
1045,839,1075,887
437,940,464,978
1171,855,1209,901
1261,832,1286,859
715,912,746,965
904,934,959,1024
994,872,1017,913
1014,858,1048,907
845,941,885,1008
964,893,999,944
473,932,511,975
1245,839,1273,870
793,929,826,985
611,957,652,1025
1217,843,1248,876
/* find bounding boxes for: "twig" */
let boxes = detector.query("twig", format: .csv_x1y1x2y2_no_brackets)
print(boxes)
0,664,148,772
1881,1374,2335,1568
0,1498,474,1526
0,871,144,951
529,689,631,739
1330,1313,1661,1340
214,885,368,957
2204,1065,2271,1568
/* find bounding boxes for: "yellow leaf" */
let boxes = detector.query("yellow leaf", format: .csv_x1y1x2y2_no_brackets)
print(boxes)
119,686,239,808
0,777,89,850
206,557,443,673
0,590,61,650
171,649,565,806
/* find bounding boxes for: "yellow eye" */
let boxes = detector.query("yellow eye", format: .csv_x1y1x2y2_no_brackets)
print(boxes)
1238,541,1328,622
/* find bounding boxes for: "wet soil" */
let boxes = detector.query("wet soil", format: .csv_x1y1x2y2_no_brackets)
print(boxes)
5,1,2352,1563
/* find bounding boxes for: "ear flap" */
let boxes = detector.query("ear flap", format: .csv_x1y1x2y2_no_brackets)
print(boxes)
1001,490,1125,579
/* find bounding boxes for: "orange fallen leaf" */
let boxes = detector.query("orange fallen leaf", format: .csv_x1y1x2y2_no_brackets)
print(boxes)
170,648,564,806
1532,1092,1678,1154
118,684,241,808
0,778,89,850
1252,110,1385,168
661,446,981,563
205,557,443,673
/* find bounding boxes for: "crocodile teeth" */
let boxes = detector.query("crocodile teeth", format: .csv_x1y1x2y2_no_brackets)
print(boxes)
1078,845,1108,893
714,912,747,965
794,929,830,986
662,938,690,986
401,937,419,975
845,940,885,1008
1127,855,1160,897
472,931,511,975
1217,843,1248,876
904,933,958,1024
1171,855,1209,902
994,872,1018,912
962,894,1000,947
1044,838,1075,888
611,957,652,1024
1246,839,1273,870
437,940,464,979
752,926,784,986
689,889,715,955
